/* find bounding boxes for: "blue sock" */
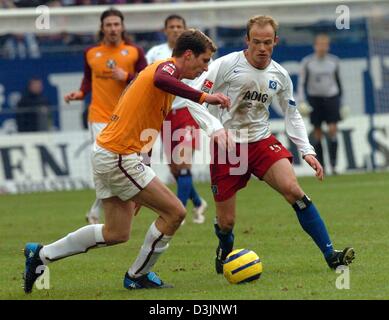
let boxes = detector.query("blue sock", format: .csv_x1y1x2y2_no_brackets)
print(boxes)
177,169,192,207
214,222,234,260
293,195,333,259
190,185,202,207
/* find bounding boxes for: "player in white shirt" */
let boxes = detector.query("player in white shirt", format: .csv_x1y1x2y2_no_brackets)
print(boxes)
146,15,208,224
186,15,355,272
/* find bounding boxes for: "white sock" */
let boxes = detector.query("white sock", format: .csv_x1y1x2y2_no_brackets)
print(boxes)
88,199,102,218
39,224,106,264
128,221,172,278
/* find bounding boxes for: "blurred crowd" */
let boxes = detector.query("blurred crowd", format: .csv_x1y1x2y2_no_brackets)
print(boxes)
0,31,168,59
0,0,200,7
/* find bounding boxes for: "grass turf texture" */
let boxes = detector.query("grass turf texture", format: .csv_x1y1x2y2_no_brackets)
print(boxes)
1,172,388,300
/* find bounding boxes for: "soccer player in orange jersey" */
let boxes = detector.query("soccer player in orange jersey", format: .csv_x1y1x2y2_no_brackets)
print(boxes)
147,15,208,225
23,29,233,292
64,8,147,224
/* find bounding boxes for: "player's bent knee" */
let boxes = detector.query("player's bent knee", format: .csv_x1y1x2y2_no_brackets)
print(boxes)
103,229,130,245
282,182,304,204
218,216,235,231
175,206,187,222
159,198,187,229
115,232,130,244
223,221,235,231
169,206,186,228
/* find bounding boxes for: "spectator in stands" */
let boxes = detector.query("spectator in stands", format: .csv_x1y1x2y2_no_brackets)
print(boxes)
0,0,16,8
298,34,343,175
75,0,94,4
16,77,51,132
96,0,127,4
47,0,62,6
13,0,54,7
61,0,76,5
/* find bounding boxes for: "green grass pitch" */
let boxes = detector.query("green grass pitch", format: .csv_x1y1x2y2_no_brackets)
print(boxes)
1,172,388,300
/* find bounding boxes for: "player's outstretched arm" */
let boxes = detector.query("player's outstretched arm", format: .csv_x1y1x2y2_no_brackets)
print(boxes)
304,154,324,181
64,90,84,103
204,93,231,109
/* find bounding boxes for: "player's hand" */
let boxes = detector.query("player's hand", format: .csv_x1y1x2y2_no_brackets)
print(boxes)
304,154,324,181
204,93,231,110
211,128,235,152
298,101,312,117
111,67,128,81
64,90,84,103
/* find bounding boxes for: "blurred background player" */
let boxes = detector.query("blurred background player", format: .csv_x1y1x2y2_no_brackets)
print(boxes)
146,14,207,224
186,15,354,273
23,29,232,293
298,34,343,175
64,8,147,224
16,77,51,132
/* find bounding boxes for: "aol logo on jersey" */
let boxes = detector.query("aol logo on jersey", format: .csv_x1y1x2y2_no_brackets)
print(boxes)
243,90,268,103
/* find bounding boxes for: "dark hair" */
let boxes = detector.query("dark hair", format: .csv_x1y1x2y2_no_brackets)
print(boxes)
28,76,42,83
164,14,186,29
98,8,128,42
172,29,216,57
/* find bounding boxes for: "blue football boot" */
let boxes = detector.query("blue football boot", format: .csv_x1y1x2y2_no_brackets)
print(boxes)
326,247,355,270
23,243,45,293
123,272,173,290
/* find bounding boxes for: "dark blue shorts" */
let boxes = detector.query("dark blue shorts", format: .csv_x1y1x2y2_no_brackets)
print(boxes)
307,95,341,127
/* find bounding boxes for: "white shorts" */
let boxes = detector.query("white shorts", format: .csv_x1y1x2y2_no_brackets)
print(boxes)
89,122,107,141
92,143,156,201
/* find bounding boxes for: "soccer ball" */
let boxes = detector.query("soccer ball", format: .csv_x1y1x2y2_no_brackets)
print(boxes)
223,249,263,284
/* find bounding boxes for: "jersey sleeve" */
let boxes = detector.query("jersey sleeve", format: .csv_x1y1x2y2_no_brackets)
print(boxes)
334,57,342,98
183,58,226,136
145,47,155,65
134,46,148,73
153,61,207,103
79,48,92,95
278,74,316,157
185,99,224,137
297,57,308,103
190,58,223,95
185,58,224,118
126,45,148,83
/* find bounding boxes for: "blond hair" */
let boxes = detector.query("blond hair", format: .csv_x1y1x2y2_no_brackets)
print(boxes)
246,15,279,39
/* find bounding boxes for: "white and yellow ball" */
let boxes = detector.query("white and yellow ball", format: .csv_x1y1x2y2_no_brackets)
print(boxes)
223,249,263,284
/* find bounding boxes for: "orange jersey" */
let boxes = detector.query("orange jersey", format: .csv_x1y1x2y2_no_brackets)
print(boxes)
80,41,147,123
97,59,206,155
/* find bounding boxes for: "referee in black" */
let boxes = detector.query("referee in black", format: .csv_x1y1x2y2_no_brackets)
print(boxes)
298,34,342,175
